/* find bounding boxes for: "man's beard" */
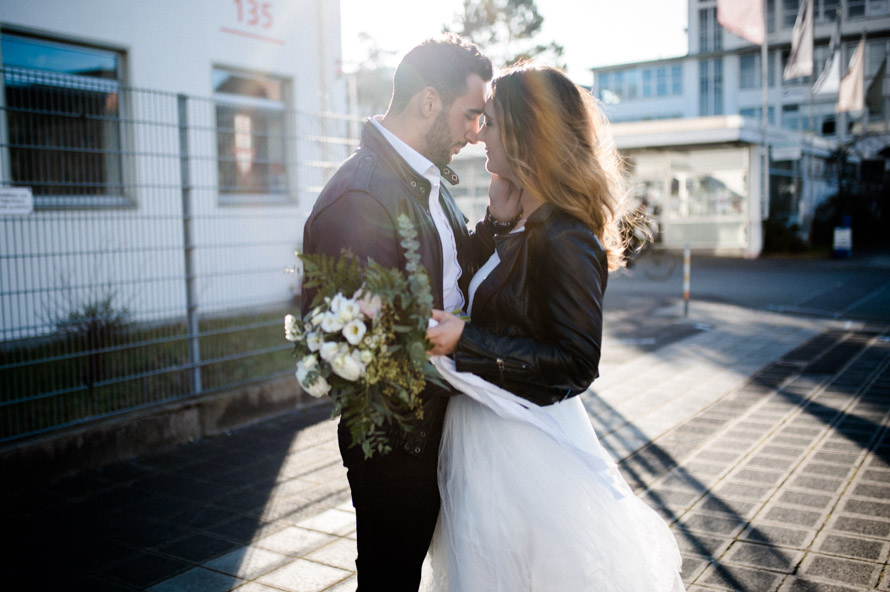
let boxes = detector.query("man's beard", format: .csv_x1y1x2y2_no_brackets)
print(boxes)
425,110,461,167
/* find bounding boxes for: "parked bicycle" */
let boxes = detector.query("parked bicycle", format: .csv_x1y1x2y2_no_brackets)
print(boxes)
620,200,677,281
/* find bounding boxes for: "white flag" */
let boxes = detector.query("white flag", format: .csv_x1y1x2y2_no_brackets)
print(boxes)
812,19,841,94
717,0,765,45
784,0,813,80
837,37,865,112
812,52,840,94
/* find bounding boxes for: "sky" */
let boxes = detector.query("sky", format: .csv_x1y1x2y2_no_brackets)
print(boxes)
339,0,690,85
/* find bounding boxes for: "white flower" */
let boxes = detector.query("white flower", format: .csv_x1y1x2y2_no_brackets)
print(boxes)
331,352,364,381
320,312,344,333
359,349,373,364
309,307,325,327
319,341,340,362
338,298,362,324
328,294,355,323
328,293,345,310
296,355,330,398
284,314,299,342
306,331,323,352
342,318,367,345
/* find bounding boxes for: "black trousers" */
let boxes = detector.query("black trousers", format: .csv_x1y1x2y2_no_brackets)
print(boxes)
339,422,441,592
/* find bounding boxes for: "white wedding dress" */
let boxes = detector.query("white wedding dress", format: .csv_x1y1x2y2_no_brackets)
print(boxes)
421,249,686,592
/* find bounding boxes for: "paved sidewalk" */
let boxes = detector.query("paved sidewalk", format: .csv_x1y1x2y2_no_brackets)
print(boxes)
3,301,889,591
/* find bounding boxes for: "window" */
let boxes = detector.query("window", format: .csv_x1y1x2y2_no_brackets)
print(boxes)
782,0,801,28
815,0,838,22
738,52,777,88
671,65,683,95
782,104,801,129
740,54,757,88
867,39,890,76
740,106,777,124
625,69,639,100
0,32,125,207
849,0,890,17
213,68,289,203
781,0,836,27
597,65,682,103
700,59,724,116
699,7,722,52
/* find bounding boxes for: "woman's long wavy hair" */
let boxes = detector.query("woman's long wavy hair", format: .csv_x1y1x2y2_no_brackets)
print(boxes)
491,65,629,270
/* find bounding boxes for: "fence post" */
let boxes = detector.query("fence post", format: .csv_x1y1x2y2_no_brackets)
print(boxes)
683,244,691,318
178,94,202,395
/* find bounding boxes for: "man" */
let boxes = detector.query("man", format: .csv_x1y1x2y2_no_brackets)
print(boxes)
301,35,492,590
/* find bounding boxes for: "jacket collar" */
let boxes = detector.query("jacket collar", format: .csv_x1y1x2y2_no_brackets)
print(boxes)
525,202,557,226
361,119,461,190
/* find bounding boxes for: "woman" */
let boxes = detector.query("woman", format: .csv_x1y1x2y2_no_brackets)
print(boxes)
424,65,686,591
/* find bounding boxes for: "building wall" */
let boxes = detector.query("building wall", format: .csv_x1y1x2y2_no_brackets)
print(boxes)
0,0,344,114
0,0,347,338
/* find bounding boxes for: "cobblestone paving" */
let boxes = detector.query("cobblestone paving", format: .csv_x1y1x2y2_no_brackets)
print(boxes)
3,302,888,592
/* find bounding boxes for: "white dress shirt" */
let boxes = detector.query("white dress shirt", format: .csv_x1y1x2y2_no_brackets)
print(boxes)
371,117,465,313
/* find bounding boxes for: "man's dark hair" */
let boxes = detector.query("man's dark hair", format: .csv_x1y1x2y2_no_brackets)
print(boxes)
388,34,492,114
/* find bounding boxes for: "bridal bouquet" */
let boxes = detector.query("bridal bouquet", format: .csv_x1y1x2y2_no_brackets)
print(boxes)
285,214,443,458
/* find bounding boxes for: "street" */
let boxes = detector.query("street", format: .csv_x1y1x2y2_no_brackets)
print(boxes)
606,249,890,324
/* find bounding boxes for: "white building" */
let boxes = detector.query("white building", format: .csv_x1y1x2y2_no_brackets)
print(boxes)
0,0,346,339
591,0,889,256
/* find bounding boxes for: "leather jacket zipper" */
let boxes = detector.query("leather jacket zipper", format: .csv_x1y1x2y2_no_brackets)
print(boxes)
497,357,530,382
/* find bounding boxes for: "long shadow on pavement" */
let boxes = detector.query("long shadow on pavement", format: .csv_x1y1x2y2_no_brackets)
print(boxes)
585,325,890,591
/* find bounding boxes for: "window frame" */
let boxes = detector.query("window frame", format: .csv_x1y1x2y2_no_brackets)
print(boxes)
0,30,130,210
212,66,293,206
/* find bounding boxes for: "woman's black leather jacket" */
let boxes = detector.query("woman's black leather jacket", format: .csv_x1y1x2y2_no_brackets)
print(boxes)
454,203,608,406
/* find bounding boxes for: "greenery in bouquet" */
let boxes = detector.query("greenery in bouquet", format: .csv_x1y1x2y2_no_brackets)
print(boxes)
285,214,444,458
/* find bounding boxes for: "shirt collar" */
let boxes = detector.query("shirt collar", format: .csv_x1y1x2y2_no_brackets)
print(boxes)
371,117,437,179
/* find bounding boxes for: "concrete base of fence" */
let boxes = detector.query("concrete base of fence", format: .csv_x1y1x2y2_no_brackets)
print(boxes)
0,379,322,490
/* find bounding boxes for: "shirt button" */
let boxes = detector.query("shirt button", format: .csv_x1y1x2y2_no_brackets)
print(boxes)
414,447,421,454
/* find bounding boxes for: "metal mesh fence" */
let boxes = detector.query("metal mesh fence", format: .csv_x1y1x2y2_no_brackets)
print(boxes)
0,69,358,444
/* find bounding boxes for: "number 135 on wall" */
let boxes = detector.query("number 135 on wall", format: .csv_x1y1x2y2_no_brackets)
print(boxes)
234,0,273,28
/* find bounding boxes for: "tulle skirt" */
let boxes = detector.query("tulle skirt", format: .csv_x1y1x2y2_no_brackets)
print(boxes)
421,357,686,592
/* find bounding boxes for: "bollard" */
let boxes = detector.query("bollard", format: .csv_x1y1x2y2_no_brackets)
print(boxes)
683,244,691,317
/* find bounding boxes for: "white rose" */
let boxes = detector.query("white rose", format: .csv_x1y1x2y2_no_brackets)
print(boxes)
295,355,330,398
319,341,340,362
320,312,344,333
306,331,323,352
331,352,364,381
338,299,361,324
329,294,348,318
342,319,367,345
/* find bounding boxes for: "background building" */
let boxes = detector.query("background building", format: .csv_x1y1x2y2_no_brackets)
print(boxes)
590,0,888,256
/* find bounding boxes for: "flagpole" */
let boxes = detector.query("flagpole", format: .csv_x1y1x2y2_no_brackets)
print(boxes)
761,5,769,221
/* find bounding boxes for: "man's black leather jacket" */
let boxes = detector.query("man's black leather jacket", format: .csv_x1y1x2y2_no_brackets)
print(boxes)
302,120,480,457
454,203,608,406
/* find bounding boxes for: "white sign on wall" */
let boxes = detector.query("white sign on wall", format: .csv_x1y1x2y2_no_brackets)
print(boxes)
0,187,34,215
